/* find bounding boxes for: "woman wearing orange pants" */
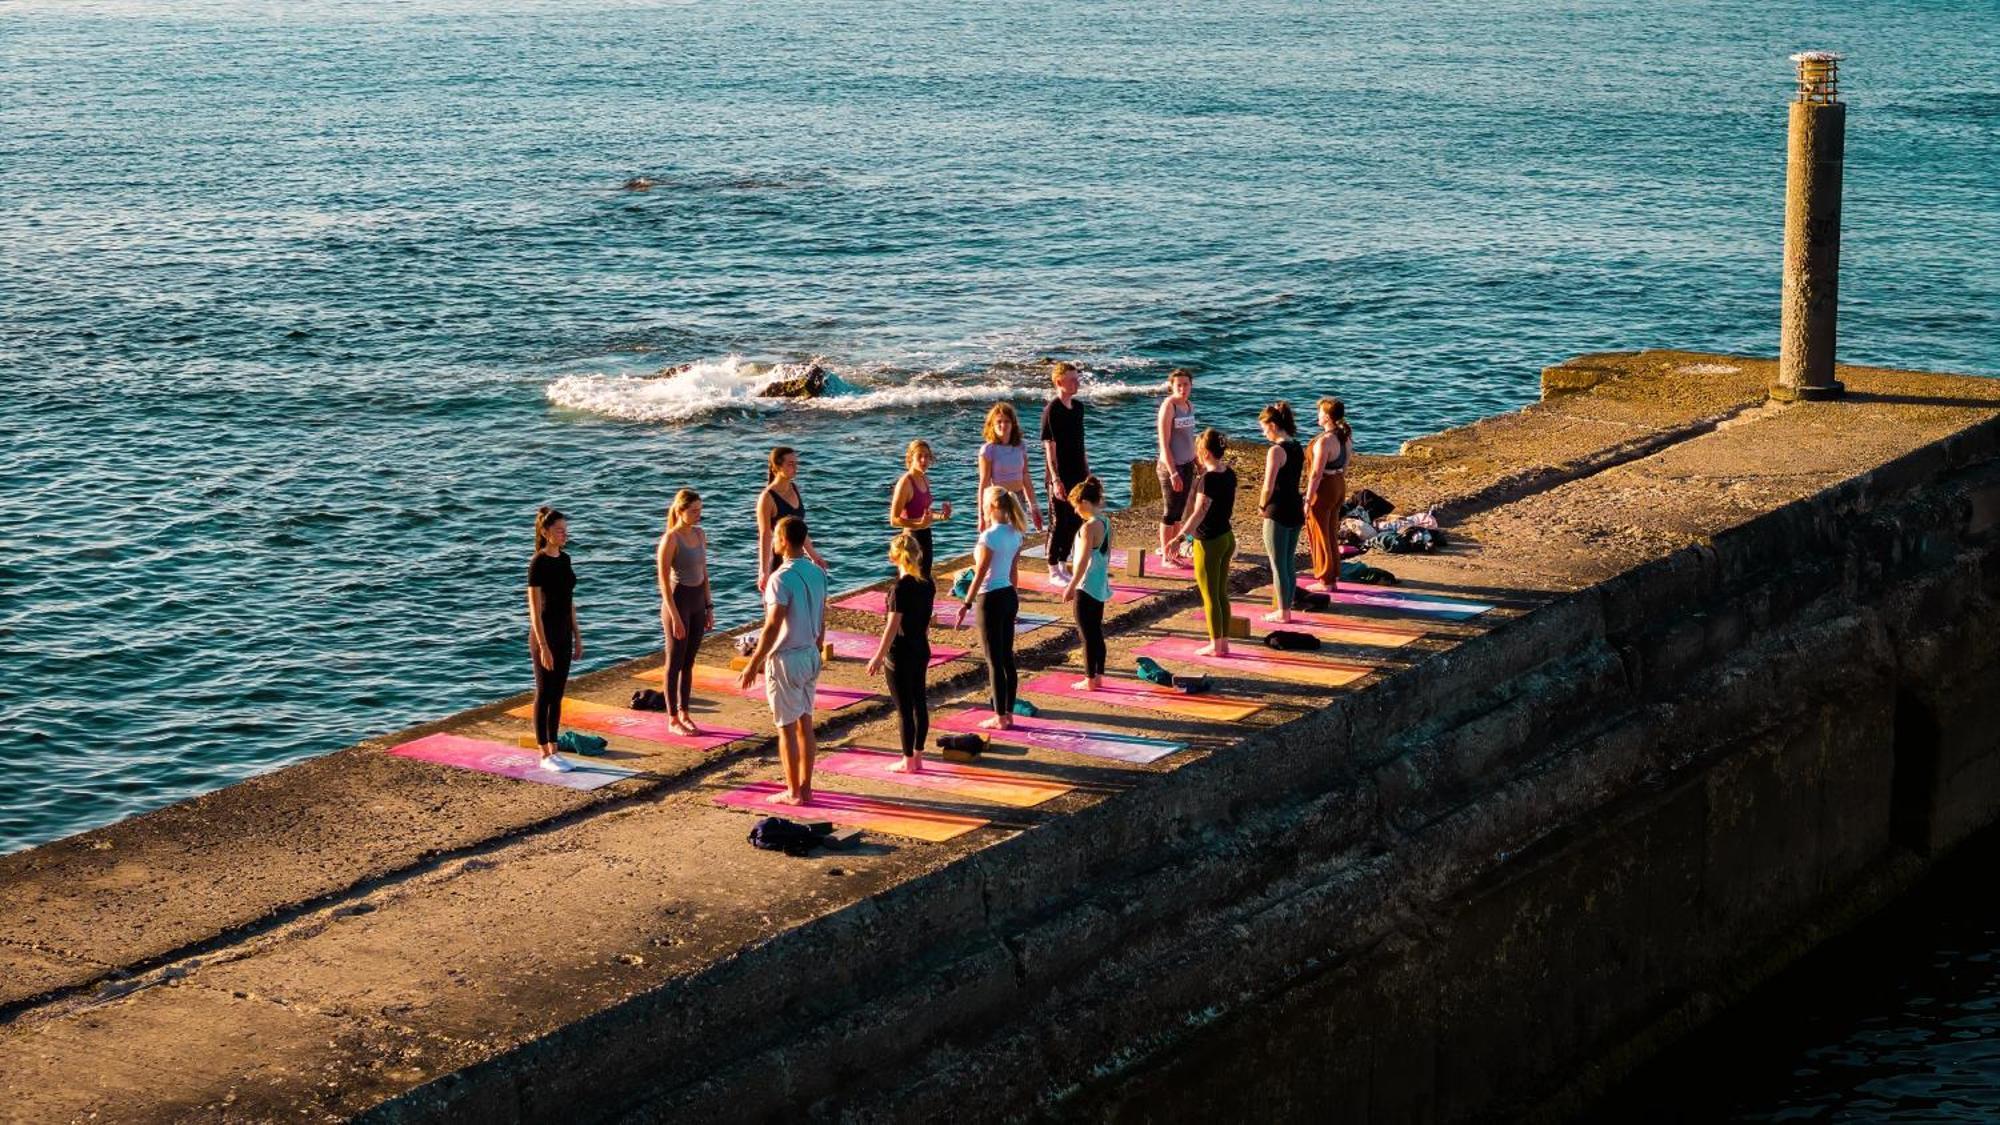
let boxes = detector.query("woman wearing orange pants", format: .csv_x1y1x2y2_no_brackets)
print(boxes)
1303,398,1351,591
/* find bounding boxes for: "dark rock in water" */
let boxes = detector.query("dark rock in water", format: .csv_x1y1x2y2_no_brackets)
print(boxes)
623,177,658,192
758,364,828,399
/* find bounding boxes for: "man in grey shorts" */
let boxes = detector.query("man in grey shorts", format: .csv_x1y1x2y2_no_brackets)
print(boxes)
738,515,828,804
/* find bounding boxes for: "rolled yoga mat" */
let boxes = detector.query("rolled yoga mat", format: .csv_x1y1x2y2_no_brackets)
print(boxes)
1133,635,1372,688
713,780,989,842
504,697,752,752
1182,601,1425,648
389,732,640,791
818,747,1072,808
1020,671,1266,722
934,709,1184,764
821,627,964,667
632,666,878,713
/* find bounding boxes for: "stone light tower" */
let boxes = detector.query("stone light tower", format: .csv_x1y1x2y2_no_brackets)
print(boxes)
1771,50,1847,402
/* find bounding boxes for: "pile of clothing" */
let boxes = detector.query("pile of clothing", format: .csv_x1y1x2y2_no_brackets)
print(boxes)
1338,488,1449,555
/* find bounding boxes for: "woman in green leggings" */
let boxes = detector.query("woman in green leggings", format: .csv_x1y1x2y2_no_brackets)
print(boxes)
1172,428,1238,656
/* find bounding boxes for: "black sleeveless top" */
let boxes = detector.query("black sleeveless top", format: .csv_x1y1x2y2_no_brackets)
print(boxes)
1263,439,1305,528
767,483,806,568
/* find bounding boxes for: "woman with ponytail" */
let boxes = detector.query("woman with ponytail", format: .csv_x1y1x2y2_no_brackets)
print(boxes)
1304,398,1352,591
954,486,1026,728
656,489,712,737
865,531,935,771
526,506,583,771
1257,401,1305,622
757,445,826,594
1170,429,1238,656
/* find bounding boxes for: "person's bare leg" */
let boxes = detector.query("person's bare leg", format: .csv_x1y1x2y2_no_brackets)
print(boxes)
774,723,804,803
794,715,817,803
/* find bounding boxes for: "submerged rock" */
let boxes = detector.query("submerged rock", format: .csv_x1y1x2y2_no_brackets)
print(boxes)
650,360,830,399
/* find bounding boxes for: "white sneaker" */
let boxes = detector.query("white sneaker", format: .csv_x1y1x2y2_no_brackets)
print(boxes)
539,754,575,773
1049,564,1072,587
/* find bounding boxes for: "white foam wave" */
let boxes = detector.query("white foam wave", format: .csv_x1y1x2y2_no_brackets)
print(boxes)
546,355,1146,424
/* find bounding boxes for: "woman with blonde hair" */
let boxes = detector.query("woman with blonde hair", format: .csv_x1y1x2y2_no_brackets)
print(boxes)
1303,398,1352,591
954,486,1027,728
1171,429,1238,657
888,439,952,580
865,531,935,771
976,402,1043,535
655,489,712,737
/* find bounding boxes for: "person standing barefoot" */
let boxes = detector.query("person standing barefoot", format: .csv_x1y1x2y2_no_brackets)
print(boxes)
1059,476,1113,691
1040,362,1088,586
1257,402,1305,623
1303,398,1352,592
526,506,583,771
738,517,828,804
865,531,935,772
655,489,712,737
1155,368,1197,566
954,487,1026,729
1172,430,1238,657
888,439,952,581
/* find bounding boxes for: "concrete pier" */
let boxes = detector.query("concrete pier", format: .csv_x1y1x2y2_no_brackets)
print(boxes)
4,350,2000,1122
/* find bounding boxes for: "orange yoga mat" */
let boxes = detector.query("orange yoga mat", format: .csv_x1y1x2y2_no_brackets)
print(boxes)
631,665,878,712
1020,672,1265,722
713,781,989,842
1180,602,1424,648
504,697,752,752
818,747,1072,808
1133,636,1372,688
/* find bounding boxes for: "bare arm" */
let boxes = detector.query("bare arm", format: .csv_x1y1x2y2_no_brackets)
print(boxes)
657,534,684,639
866,610,904,674
1156,400,1174,470
755,492,775,590
1061,519,1100,601
954,541,993,627
1020,455,1042,531
737,599,788,688
1304,435,1330,506
1260,444,1283,511
976,454,993,528
527,587,550,670
1175,494,1212,545
889,473,924,529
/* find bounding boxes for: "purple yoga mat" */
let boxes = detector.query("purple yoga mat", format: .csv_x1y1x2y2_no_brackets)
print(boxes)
934,709,1184,764
822,628,964,667
388,732,640,791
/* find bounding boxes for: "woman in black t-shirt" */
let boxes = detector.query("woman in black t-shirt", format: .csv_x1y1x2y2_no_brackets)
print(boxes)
1171,430,1238,656
865,531,935,771
527,506,584,771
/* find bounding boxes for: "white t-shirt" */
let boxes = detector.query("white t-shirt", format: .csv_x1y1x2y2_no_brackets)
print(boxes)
978,524,1024,593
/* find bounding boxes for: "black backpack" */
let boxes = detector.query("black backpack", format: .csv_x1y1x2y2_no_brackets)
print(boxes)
630,688,667,712
1265,630,1321,652
748,816,829,856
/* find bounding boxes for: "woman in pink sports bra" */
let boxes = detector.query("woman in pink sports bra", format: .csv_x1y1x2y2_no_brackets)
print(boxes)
889,439,952,580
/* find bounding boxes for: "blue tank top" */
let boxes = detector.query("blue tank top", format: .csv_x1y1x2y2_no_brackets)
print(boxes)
1072,515,1113,602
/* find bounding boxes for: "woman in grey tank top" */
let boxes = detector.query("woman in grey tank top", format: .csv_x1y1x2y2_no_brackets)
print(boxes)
1155,368,1198,564
656,489,712,736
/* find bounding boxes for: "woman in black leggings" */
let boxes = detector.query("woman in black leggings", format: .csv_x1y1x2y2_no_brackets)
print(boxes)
655,489,711,737
953,487,1026,729
1059,476,1112,691
865,531,934,770
527,506,583,772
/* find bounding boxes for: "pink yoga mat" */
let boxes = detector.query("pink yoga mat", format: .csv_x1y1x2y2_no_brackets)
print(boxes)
388,733,639,791
684,666,877,712
1031,573,1158,604
818,748,1073,808
503,697,751,753
713,781,988,842
1134,636,1372,688
1307,585,1492,619
1181,602,1425,648
1025,544,1193,576
1020,672,1266,722
822,627,965,667
934,709,1184,764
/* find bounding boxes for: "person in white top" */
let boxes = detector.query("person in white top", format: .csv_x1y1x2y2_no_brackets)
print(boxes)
954,487,1026,730
738,516,828,804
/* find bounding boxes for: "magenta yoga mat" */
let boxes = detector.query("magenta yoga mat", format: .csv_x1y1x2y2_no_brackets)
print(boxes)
821,628,965,667
388,733,640,791
934,709,1184,764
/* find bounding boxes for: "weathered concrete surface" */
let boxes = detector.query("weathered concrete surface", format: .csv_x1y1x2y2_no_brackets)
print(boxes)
3,349,1998,1123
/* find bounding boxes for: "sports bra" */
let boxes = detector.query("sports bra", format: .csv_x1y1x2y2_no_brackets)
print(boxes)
901,476,931,522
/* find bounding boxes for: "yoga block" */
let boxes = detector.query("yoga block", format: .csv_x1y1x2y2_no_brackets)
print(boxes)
1227,615,1252,639
1122,549,1146,578
821,642,836,662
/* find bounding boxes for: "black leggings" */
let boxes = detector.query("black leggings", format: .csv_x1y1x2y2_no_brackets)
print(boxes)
1075,591,1107,678
532,630,573,746
913,527,934,581
886,639,931,756
979,586,1020,716
663,583,708,714
1049,496,1082,567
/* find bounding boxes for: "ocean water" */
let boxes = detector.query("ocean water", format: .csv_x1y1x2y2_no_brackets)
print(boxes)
4,1,1997,863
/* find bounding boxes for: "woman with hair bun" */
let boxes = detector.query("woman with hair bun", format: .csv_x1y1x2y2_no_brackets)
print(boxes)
955,486,1027,728
1058,475,1113,691
1304,398,1353,591
1170,429,1238,657
865,530,935,771
526,506,583,771
656,489,711,737
1257,401,1305,622
889,439,952,581
757,445,826,594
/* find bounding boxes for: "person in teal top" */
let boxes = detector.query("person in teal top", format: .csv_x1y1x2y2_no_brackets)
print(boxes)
1059,476,1114,690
